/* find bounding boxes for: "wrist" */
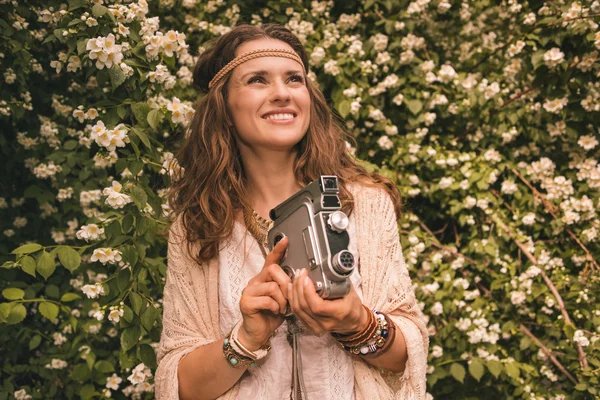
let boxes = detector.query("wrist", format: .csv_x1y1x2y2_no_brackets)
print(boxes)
237,325,266,352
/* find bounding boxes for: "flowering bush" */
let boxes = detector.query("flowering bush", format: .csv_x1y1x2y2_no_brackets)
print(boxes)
1,0,599,399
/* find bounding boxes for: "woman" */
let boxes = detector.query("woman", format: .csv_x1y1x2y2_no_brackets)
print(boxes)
156,23,428,400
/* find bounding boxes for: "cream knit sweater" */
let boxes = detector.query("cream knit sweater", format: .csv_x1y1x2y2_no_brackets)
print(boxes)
155,184,429,400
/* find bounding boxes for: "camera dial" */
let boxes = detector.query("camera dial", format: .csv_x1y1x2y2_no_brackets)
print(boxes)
327,211,349,233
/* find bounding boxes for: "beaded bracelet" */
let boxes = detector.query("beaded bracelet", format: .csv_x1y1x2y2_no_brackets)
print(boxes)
333,309,395,358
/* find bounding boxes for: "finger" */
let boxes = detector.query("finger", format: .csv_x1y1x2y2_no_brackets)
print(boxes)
240,294,282,315
302,274,331,315
264,235,288,266
288,282,324,335
243,282,288,314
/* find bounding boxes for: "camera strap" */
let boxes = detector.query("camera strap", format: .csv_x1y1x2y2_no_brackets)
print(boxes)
245,209,308,399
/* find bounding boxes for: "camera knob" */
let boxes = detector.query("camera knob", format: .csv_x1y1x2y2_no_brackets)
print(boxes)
327,211,349,233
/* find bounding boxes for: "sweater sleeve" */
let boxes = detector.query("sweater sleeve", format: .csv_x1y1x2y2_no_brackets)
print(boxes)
154,217,221,400
351,185,429,400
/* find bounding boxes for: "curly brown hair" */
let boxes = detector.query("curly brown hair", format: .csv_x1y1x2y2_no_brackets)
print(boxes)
168,23,401,264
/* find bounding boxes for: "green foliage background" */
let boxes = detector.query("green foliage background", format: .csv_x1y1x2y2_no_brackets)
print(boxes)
1,0,599,399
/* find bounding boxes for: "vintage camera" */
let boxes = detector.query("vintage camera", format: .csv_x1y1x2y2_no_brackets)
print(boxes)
267,176,356,299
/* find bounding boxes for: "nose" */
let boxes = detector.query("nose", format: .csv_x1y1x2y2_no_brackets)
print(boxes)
269,79,291,103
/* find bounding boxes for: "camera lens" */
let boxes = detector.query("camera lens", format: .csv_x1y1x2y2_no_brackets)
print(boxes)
332,250,355,275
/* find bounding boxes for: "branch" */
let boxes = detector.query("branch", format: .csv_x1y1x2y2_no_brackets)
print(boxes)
519,324,578,384
412,217,478,265
494,216,589,370
498,87,537,109
511,168,600,272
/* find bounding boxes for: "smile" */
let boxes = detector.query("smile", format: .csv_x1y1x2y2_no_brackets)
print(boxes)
263,113,296,121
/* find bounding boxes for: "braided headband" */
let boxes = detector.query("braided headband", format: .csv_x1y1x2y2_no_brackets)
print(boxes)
208,48,306,89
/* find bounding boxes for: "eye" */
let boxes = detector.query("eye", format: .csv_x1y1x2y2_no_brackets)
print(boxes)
248,76,266,84
289,74,305,83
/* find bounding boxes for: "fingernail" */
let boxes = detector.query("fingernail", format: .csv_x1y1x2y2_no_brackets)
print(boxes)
303,276,309,287
300,268,306,275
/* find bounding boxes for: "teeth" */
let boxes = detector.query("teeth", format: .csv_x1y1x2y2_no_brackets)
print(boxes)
265,113,294,120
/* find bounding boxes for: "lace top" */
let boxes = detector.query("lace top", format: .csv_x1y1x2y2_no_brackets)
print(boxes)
156,184,429,400
218,218,363,400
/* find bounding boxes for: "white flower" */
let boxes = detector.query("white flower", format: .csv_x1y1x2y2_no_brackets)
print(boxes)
438,64,458,83
127,363,152,385
13,217,27,228
522,213,536,225
377,135,393,150
323,59,340,76
544,48,565,68
310,46,326,66
76,224,105,242
578,135,598,150
102,181,133,209
13,389,32,400
46,359,68,369
573,330,590,347
543,97,568,114
370,33,389,51
431,345,444,358
392,93,404,105
53,332,67,346
108,308,125,323
90,248,122,265
439,177,454,189
456,318,472,331
81,283,105,299
106,373,123,390
510,290,527,305
431,302,443,315
501,180,518,195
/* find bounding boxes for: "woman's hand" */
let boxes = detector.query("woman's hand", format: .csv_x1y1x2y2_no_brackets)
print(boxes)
288,268,369,335
238,237,292,351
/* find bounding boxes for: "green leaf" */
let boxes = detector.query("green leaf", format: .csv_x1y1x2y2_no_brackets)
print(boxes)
121,245,139,267
131,126,151,149
505,361,520,380
0,303,10,322
94,360,115,373
79,384,97,400
12,243,42,255
147,109,164,130
57,246,81,272
117,268,131,292
109,64,127,90
36,251,56,280
450,363,466,383
29,335,42,350
468,359,485,382
129,292,143,315
7,304,27,324
77,39,88,55
338,100,351,118
2,288,25,300
405,99,423,115
139,343,157,369
122,214,135,233
486,360,502,378
21,255,38,275
60,293,81,302
141,305,159,332
131,102,151,127
71,363,91,382
39,302,59,321
130,186,148,210
91,4,108,16
121,325,141,351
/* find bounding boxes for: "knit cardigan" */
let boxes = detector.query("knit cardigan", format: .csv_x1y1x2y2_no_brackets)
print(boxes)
155,184,429,400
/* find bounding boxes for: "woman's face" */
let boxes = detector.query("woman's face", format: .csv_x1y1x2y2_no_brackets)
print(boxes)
226,38,311,152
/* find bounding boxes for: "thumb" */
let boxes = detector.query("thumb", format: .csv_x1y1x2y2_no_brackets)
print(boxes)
264,235,288,266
